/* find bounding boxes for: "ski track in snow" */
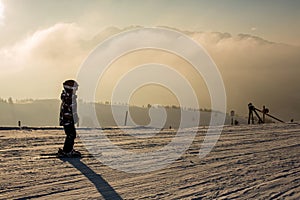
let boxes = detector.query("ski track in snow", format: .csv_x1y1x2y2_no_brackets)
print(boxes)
0,123,300,199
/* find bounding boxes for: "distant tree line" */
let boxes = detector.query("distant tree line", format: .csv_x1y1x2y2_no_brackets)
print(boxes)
0,97,217,113
0,97,14,104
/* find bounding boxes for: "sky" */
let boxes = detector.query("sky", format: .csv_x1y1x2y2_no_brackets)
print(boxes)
0,0,300,120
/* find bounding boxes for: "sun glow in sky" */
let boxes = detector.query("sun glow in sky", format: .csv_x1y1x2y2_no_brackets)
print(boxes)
0,0,4,23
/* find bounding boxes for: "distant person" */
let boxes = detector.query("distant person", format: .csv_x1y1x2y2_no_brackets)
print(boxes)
58,80,81,157
234,119,239,125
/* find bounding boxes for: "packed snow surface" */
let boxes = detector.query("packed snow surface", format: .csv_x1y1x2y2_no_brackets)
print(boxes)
1,123,300,199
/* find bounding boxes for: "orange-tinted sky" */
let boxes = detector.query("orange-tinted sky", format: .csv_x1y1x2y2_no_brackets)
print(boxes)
0,0,299,120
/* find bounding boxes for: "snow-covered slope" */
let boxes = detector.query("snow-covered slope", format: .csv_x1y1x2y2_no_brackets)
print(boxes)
1,123,299,199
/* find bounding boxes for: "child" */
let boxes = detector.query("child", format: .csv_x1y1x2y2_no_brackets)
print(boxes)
58,80,81,157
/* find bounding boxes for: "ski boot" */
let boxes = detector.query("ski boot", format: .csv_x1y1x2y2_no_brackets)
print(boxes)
58,148,81,158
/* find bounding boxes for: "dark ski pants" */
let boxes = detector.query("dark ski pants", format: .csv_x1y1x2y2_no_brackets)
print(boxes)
63,124,76,153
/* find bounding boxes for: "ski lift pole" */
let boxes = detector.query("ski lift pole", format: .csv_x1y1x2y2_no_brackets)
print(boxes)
264,113,285,123
124,111,128,126
255,107,285,123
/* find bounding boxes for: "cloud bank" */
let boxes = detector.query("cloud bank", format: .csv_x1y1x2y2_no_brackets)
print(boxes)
0,24,299,120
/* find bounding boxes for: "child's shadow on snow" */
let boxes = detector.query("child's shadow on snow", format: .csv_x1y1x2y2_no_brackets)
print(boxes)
60,157,122,200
